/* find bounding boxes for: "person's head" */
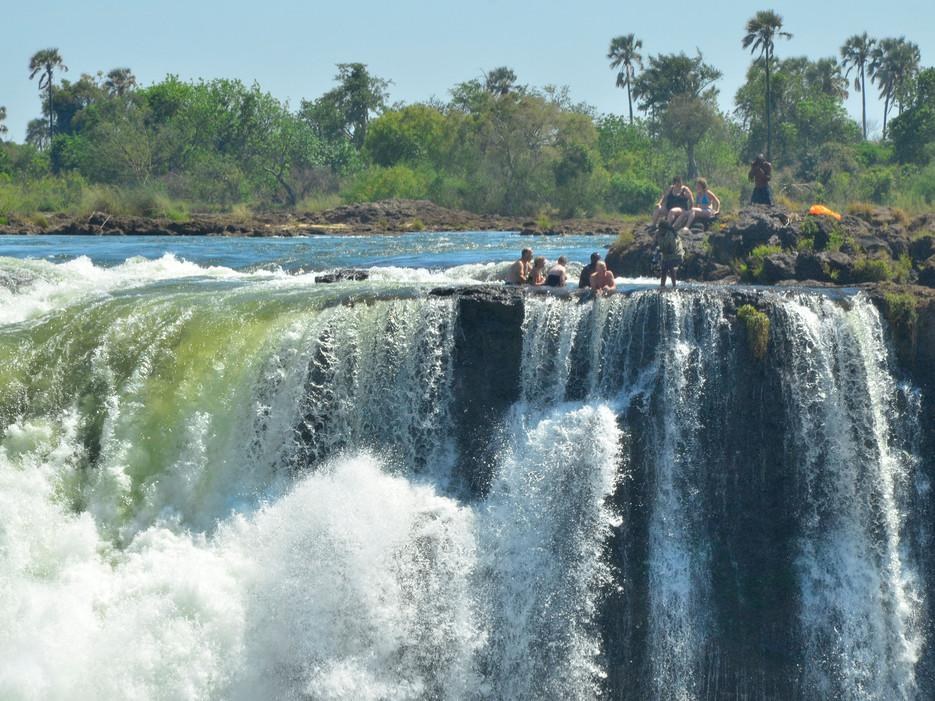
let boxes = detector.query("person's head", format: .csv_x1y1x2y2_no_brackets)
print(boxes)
696,177,708,192
670,176,682,186
590,252,601,265
533,255,546,269
754,153,765,164
521,248,533,261
594,261,607,273
557,256,567,266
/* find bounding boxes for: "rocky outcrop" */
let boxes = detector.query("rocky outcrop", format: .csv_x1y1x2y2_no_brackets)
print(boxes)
605,205,935,288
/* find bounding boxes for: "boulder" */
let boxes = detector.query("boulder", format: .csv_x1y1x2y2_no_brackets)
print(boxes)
723,207,797,252
795,253,827,282
919,256,935,288
761,253,797,284
314,269,370,284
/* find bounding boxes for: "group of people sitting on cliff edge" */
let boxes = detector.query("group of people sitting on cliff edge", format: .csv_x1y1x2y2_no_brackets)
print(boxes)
504,249,616,294
651,176,722,231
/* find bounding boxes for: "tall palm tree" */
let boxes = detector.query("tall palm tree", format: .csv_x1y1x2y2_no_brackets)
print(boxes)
607,34,643,124
104,67,137,97
841,33,876,139
742,10,792,160
870,37,921,139
0,106,7,138
28,48,68,143
484,67,517,96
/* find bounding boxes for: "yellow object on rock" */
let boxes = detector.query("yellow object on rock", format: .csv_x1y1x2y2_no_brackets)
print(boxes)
808,204,842,221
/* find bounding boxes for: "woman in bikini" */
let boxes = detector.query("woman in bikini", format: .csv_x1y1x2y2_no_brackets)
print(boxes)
651,176,694,228
675,178,720,229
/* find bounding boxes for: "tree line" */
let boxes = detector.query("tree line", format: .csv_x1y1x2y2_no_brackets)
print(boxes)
1,9,933,222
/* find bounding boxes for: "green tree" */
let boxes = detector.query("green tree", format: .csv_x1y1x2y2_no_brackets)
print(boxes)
484,67,518,96
28,48,68,144
607,34,643,124
742,10,792,160
660,95,720,178
302,63,390,149
25,118,50,150
889,68,935,164
841,33,876,139
870,37,921,139
0,106,7,139
104,68,137,97
633,51,722,124
364,104,449,167
805,58,848,101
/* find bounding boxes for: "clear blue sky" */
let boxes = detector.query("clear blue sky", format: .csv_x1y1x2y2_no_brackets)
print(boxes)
1,0,932,143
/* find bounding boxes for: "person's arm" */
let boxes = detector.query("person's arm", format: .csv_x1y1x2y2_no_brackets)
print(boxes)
763,162,772,180
748,165,756,181
685,187,694,207
657,189,667,207
710,191,721,214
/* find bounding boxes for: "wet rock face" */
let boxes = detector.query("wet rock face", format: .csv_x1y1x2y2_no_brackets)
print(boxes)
437,287,525,497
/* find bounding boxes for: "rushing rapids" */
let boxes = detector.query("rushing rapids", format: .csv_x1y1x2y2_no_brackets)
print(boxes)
0,253,931,700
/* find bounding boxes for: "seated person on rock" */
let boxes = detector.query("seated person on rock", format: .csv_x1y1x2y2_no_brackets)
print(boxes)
589,260,616,295
545,256,568,287
675,178,720,229
578,252,601,288
505,248,533,284
657,225,687,289
528,256,547,285
652,176,694,229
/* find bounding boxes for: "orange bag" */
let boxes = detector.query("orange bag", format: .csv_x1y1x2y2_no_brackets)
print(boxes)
808,204,842,221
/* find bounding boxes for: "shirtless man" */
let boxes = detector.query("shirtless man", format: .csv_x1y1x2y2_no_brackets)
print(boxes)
505,248,533,284
589,260,616,295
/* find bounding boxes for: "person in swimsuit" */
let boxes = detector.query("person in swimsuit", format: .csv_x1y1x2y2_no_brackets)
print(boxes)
589,260,616,295
578,252,601,288
544,256,568,287
505,248,533,284
651,176,694,228
528,256,547,285
675,177,721,228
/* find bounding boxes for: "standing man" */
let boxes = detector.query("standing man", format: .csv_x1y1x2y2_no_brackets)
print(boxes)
578,252,601,288
505,248,533,284
748,154,773,205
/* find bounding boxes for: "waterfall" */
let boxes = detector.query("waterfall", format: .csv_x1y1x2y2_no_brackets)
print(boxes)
0,255,929,701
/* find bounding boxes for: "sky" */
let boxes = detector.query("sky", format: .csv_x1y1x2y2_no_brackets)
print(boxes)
1,0,932,143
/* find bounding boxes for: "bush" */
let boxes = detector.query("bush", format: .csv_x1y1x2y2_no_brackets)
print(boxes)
737,304,770,360
606,174,657,215
342,165,431,203
851,256,892,282
744,244,783,282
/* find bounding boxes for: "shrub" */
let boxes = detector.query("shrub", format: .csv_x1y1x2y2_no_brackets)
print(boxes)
744,244,782,282
737,304,770,360
607,174,657,215
851,256,892,282
881,292,918,334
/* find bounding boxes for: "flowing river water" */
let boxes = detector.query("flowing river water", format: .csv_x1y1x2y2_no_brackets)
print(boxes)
0,234,930,699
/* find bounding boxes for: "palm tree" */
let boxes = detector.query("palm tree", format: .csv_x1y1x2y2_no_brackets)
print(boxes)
104,67,137,97
870,37,921,139
28,48,68,143
0,106,7,138
742,10,792,160
841,33,876,139
484,67,517,96
607,34,643,124
806,58,848,101
873,38,920,137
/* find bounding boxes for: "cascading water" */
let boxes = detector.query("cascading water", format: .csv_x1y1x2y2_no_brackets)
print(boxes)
0,253,930,700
